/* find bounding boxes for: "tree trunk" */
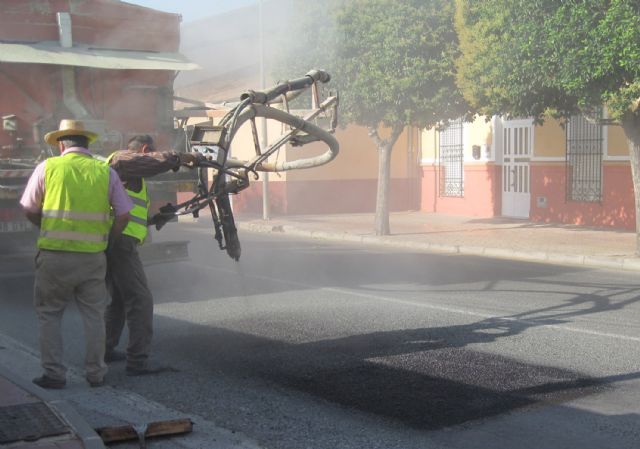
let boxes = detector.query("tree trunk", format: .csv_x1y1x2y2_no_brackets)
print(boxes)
375,143,392,235
368,125,404,236
622,114,640,255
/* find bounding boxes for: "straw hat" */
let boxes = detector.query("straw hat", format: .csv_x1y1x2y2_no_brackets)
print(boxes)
44,119,98,145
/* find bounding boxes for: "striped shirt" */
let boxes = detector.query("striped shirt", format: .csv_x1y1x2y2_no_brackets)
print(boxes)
108,150,181,193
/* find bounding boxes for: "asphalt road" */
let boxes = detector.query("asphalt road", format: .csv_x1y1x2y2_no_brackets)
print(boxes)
1,222,640,448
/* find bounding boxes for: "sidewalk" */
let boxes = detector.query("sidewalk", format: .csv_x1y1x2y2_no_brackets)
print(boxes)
0,333,261,449
0,364,104,449
237,211,640,271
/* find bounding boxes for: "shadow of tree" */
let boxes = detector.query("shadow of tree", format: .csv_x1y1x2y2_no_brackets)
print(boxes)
155,306,639,429
143,238,640,430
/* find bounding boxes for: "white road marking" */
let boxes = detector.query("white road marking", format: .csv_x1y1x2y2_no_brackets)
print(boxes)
161,262,640,343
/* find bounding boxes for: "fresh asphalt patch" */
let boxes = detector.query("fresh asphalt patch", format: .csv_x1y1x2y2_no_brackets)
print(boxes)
161,316,608,431
260,345,605,430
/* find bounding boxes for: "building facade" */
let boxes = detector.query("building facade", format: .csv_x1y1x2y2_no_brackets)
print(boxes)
228,124,423,216
420,115,635,230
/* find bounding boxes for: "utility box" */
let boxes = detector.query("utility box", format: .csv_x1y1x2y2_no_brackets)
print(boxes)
536,195,548,208
189,125,227,166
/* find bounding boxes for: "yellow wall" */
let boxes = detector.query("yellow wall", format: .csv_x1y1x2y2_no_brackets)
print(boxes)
422,115,633,162
422,127,437,161
188,113,292,180
532,118,631,158
465,116,492,160
287,124,416,182
188,112,417,183
228,116,289,180
608,126,629,156
420,116,492,162
533,118,564,157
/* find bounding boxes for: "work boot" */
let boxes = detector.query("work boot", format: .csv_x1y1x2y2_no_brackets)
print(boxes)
125,362,177,376
32,375,66,389
87,377,106,388
105,349,126,363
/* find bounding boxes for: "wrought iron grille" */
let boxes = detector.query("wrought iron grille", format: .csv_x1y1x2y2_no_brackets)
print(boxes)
566,112,603,202
438,119,464,197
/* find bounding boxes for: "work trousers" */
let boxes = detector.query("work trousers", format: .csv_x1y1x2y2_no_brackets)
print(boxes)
105,234,153,369
34,249,108,383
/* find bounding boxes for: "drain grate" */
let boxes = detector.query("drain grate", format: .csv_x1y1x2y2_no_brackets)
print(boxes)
0,402,70,444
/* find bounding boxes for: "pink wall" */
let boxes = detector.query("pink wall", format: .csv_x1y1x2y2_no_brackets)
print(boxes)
419,162,635,229
233,178,420,216
0,0,179,155
420,164,501,217
232,182,288,216
530,164,635,230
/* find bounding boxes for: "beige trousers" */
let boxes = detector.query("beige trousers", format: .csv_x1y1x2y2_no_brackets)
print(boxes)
34,249,108,383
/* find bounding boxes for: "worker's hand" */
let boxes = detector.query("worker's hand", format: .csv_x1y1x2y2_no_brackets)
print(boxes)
149,212,171,230
178,152,202,168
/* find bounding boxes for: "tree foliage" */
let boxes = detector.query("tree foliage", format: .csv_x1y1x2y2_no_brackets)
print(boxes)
278,0,469,128
277,0,471,234
455,0,640,122
334,0,469,130
546,0,640,122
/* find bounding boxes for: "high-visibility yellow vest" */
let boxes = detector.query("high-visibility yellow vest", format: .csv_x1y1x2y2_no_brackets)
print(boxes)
106,152,149,244
122,179,149,243
38,152,112,253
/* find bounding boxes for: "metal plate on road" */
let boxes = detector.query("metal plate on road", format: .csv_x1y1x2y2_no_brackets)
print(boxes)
0,403,70,444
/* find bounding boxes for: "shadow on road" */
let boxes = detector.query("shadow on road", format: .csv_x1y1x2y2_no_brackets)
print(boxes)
152,307,640,431
3,235,640,439
136,239,640,430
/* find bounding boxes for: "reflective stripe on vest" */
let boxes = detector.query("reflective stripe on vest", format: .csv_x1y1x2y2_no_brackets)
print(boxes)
38,152,112,253
130,196,147,207
41,210,111,221
40,230,109,243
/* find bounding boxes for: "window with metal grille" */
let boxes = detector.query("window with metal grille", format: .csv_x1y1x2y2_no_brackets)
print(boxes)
566,112,603,202
438,118,464,197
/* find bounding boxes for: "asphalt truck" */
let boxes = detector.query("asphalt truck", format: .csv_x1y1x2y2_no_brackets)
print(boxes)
0,0,197,266
0,0,340,270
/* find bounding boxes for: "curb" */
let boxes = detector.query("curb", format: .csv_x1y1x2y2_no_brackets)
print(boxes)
0,363,106,449
49,399,107,449
0,331,264,449
238,222,639,272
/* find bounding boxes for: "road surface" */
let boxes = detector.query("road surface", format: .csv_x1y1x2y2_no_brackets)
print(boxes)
1,221,639,448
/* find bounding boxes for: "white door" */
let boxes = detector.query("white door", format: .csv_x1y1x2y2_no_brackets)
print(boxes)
501,120,532,218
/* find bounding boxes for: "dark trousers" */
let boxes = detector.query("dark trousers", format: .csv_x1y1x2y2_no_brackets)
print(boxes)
105,235,153,368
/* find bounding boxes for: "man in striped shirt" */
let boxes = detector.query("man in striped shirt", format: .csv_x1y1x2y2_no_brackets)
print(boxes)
105,135,199,376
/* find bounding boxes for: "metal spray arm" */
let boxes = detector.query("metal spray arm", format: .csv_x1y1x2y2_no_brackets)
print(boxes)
154,70,339,261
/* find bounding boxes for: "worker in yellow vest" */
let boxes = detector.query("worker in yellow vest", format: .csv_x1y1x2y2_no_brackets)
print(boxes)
20,119,133,389
104,135,201,375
